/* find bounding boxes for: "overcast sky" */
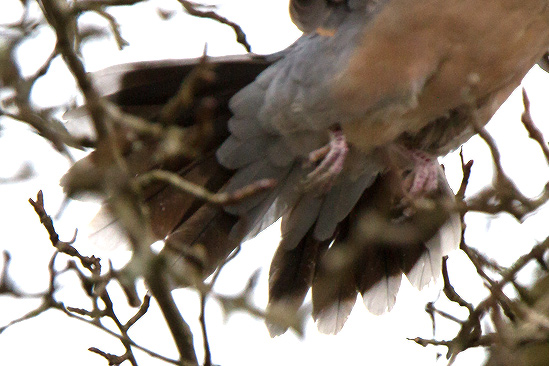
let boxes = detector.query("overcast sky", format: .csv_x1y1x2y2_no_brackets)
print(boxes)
2,1,549,365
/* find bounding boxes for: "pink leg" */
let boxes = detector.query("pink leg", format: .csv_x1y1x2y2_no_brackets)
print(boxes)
304,128,349,192
402,149,439,196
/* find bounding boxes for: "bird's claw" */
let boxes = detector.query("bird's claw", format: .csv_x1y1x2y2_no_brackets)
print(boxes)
303,128,349,192
401,149,439,197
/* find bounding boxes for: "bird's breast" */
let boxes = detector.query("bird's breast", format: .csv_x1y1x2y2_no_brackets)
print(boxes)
335,0,549,154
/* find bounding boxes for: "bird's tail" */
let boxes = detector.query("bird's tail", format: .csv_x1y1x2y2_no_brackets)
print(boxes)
267,164,461,335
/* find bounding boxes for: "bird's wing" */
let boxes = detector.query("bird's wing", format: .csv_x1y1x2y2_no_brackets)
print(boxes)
63,54,273,253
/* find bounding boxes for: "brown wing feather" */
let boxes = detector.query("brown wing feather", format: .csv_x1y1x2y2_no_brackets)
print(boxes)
267,226,331,336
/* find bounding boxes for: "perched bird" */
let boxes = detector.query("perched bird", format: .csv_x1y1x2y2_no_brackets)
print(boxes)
63,0,549,335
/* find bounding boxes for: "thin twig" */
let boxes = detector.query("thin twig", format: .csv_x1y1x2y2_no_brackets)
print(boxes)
146,255,199,366
56,299,180,364
456,148,473,201
199,293,212,366
88,347,132,365
447,239,549,357
74,0,146,8
466,120,549,220
409,334,495,349
520,88,549,164
442,257,474,312
124,294,151,331
93,8,129,49
26,190,183,364
136,169,276,206
426,302,464,325
29,190,99,271
177,0,251,52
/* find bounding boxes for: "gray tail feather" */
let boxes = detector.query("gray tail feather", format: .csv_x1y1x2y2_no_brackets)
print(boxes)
268,165,461,335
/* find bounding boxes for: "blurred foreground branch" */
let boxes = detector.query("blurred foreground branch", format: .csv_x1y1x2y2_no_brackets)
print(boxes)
2,1,549,366
411,92,549,365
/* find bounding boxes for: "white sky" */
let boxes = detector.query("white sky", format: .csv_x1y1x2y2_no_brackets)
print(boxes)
2,1,549,365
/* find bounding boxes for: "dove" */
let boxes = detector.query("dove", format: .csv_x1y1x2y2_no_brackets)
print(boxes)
63,0,549,335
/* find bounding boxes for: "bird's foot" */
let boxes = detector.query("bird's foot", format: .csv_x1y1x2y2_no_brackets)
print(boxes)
303,127,349,192
401,149,439,197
